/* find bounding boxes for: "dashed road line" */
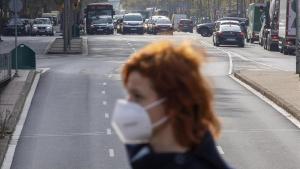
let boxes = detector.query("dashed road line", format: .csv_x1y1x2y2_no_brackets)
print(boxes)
106,128,112,135
109,149,115,157
105,113,110,119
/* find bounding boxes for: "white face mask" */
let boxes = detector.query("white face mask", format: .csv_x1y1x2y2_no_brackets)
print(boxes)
111,98,167,144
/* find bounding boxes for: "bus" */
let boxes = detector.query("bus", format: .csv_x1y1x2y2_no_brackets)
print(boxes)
85,3,115,34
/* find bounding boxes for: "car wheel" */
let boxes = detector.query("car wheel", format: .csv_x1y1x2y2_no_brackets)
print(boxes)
239,43,245,47
200,28,210,37
283,47,288,55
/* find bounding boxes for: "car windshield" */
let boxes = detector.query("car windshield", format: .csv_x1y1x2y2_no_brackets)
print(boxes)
34,19,51,24
156,19,171,24
220,25,241,32
180,20,192,24
124,15,143,21
8,19,23,25
92,18,112,24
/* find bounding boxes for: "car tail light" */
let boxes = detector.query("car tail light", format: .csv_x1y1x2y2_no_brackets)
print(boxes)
271,35,279,40
287,40,294,45
217,32,223,36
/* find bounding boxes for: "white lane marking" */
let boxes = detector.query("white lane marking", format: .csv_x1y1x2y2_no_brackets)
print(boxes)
229,75,300,129
227,52,233,75
101,90,106,95
108,74,113,78
132,48,136,52
106,128,112,135
200,40,288,71
105,113,110,119
1,73,41,169
37,67,50,74
109,149,115,157
102,101,107,105
102,82,107,86
216,146,225,155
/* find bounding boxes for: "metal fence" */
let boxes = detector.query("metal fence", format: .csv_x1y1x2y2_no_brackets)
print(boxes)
0,53,11,85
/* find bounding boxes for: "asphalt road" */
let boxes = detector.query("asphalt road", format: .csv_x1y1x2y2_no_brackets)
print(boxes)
7,32,300,169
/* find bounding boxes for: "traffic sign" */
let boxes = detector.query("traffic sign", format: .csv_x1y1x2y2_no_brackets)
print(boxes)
9,0,23,13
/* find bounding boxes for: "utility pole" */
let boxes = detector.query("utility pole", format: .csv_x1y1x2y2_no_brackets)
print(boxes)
296,0,300,75
64,0,70,52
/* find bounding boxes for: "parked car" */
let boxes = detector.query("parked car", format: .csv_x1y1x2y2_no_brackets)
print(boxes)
121,13,144,34
31,18,54,36
89,15,114,35
3,18,28,36
152,17,173,35
196,22,214,37
213,24,245,47
178,19,193,33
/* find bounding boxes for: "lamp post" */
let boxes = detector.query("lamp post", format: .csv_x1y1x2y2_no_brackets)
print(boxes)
296,0,300,75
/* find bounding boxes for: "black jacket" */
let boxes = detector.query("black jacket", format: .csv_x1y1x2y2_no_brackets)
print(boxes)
126,132,233,169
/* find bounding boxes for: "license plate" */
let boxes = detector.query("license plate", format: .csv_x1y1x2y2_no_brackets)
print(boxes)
97,29,103,31
227,38,236,41
131,28,137,30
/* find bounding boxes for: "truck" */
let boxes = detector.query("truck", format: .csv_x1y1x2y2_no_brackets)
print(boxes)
278,0,296,55
259,0,280,51
247,3,266,43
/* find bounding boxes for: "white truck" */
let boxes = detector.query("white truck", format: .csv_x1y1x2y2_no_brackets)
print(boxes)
171,14,187,31
278,0,296,55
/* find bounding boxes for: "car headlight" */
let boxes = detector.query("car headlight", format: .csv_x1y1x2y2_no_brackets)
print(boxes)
47,26,51,29
91,25,95,28
33,26,37,29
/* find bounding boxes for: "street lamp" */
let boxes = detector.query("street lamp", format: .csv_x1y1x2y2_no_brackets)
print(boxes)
296,0,300,75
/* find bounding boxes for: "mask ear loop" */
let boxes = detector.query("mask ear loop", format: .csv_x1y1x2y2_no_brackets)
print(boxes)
144,98,166,110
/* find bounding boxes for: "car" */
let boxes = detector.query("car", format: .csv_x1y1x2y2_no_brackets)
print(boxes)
196,22,214,37
3,18,28,36
178,19,193,33
152,17,173,35
31,18,54,36
147,15,167,34
213,24,245,47
217,17,248,38
121,13,144,34
89,16,114,35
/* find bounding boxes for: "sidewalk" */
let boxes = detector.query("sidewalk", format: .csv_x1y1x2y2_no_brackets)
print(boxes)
234,70,300,121
0,70,36,166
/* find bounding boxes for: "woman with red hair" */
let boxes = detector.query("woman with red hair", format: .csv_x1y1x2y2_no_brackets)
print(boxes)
111,41,233,169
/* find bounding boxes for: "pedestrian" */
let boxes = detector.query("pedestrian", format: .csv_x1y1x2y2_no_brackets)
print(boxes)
111,41,233,169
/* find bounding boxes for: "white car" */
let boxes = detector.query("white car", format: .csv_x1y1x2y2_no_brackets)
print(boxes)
31,18,54,36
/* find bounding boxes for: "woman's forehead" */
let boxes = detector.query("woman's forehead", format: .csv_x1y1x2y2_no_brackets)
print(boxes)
126,72,153,93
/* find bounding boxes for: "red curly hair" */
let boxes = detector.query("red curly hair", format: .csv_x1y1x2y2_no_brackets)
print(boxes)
122,41,221,149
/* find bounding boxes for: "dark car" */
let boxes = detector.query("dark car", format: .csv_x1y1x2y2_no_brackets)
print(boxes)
213,24,245,47
196,22,214,37
217,17,248,36
178,19,193,33
89,16,114,35
121,13,144,34
3,18,27,36
152,17,173,35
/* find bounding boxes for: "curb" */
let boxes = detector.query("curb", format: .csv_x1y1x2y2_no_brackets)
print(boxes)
0,70,39,168
234,72,300,121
